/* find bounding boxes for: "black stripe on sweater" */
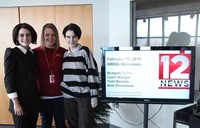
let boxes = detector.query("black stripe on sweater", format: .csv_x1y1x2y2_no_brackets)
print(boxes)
63,81,88,87
62,69,86,75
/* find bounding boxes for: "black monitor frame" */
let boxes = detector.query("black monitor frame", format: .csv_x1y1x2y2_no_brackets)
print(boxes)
100,46,195,104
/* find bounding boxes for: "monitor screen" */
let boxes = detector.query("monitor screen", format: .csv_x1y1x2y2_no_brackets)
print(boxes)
101,46,195,104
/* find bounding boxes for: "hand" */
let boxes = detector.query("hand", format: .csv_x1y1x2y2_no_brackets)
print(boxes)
91,103,98,108
12,98,24,116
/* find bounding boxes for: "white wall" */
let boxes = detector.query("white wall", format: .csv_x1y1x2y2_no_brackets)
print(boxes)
0,0,198,128
92,0,109,67
108,0,131,47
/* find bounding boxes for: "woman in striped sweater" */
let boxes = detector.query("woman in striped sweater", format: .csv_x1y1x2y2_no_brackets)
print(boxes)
61,23,99,128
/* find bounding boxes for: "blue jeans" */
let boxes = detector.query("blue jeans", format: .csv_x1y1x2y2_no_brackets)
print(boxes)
40,97,65,128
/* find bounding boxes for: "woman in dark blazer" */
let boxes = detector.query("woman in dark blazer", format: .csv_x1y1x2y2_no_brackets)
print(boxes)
4,23,41,128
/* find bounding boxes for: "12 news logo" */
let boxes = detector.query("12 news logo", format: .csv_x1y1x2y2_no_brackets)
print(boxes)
159,53,191,89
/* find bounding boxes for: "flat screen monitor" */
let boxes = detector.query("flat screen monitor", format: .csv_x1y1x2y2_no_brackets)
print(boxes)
101,46,195,104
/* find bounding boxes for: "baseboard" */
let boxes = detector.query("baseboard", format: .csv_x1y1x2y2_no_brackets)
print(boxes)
0,124,14,126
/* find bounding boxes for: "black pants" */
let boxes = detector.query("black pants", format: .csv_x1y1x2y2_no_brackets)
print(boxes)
40,98,65,128
12,113,39,128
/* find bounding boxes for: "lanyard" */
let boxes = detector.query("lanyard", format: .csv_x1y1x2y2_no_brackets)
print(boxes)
42,48,56,75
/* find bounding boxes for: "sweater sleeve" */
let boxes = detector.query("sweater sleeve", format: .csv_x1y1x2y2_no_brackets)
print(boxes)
4,48,18,99
86,49,99,105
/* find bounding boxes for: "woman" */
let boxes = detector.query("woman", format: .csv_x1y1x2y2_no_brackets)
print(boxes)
61,23,99,128
34,23,66,128
4,23,41,128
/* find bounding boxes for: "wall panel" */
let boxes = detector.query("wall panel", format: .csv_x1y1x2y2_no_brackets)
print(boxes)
55,5,93,51
20,6,55,48
0,7,19,124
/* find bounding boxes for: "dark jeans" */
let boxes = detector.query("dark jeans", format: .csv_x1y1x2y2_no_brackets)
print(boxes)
40,97,65,128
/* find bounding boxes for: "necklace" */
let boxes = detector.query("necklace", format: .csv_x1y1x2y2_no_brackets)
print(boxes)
42,47,56,83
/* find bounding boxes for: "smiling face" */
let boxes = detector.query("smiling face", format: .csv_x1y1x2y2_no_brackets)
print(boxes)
44,28,56,48
64,30,79,49
17,28,32,49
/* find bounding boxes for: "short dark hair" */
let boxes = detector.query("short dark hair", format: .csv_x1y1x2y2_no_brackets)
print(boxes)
62,23,82,39
12,23,37,45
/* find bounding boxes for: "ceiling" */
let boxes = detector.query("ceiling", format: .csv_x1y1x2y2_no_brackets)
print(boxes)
136,0,200,10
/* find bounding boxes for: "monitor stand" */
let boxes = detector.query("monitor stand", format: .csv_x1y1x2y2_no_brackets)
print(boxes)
144,103,149,128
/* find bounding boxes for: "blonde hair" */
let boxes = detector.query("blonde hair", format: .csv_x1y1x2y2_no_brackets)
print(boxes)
41,23,60,49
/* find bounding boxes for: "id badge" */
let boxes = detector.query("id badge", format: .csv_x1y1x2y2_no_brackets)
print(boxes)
49,74,55,83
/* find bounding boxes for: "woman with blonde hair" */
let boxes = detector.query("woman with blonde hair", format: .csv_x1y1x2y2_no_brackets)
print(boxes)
34,23,66,128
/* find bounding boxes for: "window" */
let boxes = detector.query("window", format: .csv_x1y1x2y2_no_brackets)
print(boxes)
150,18,162,37
164,16,178,37
136,13,200,46
180,15,196,36
136,19,148,46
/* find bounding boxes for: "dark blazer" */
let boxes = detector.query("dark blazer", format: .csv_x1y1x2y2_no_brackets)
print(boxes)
4,47,41,115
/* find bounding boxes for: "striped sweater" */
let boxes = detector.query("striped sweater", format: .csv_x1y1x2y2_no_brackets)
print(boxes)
60,44,99,105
